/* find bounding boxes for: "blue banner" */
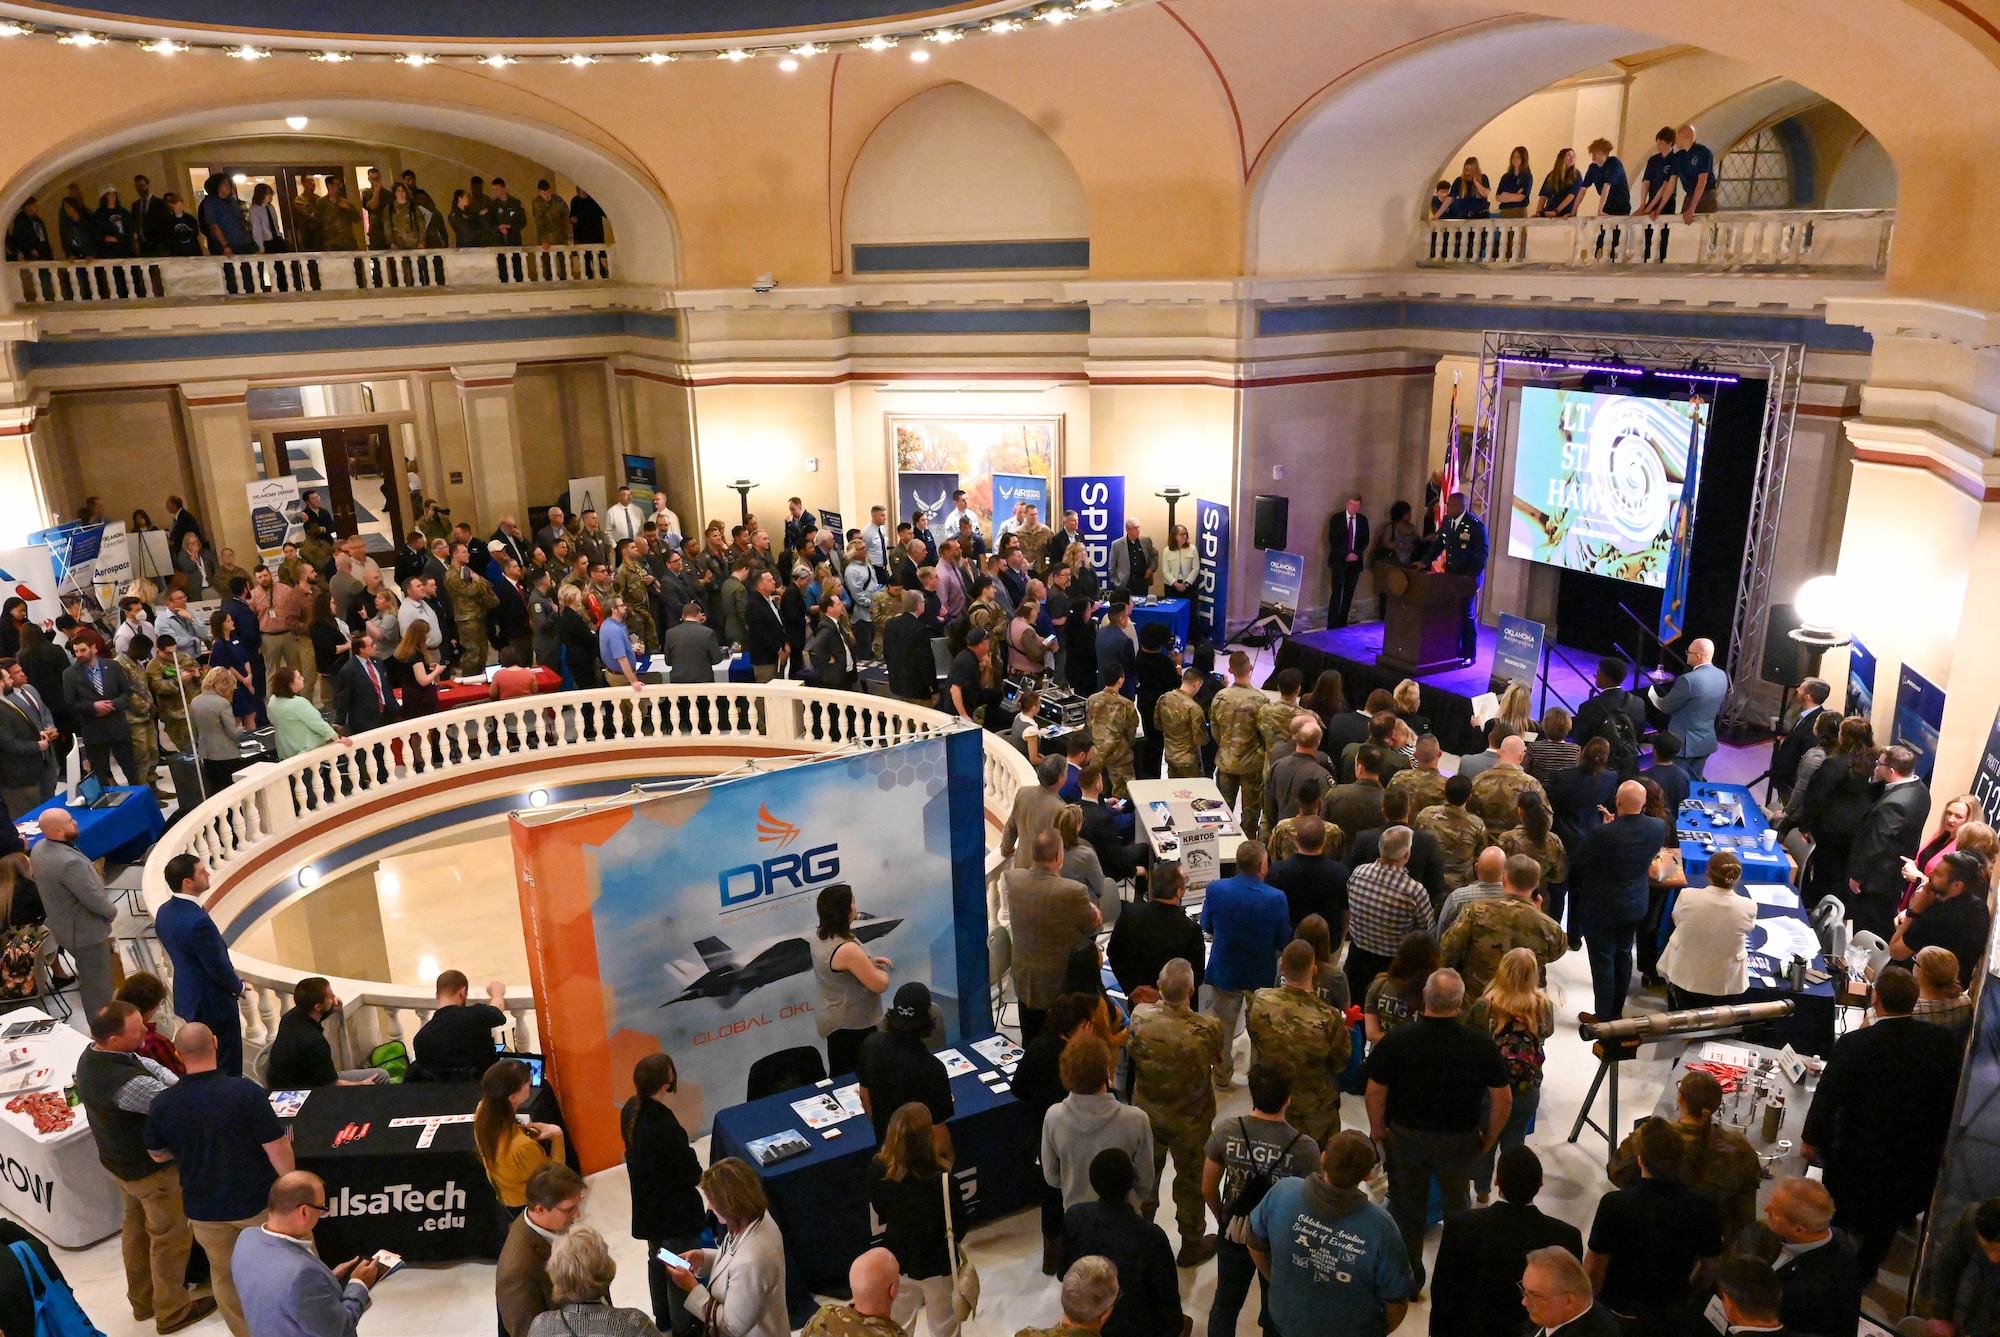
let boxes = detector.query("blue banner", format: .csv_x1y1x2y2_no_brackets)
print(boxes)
1195,498,1229,644
1061,475,1124,580
1847,636,1876,720
1894,663,1947,784
1493,613,1546,699
1973,704,2000,830
898,472,958,533
1658,400,1706,642
28,521,104,583
1257,549,1305,637
992,472,1051,529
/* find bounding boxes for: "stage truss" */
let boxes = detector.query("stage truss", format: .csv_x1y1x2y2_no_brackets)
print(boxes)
1468,329,1804,726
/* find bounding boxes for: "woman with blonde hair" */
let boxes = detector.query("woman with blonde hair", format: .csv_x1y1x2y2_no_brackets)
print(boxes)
192,664,247,793
1535,147,1581,217
868,1102,965,1336
474,1058,565,1217
1912,946,1975,1045
366,584,402,653
1162,523,1199,600
527,1227,662,1336
1465,947,1554,1201
665,1158,789,1337
1054,804,1108,910
0,852,40,931
1908,795,1985,909
1496,681,1535,739
1391,677,1428,737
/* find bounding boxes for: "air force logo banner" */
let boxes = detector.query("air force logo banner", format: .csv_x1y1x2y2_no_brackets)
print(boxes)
511,731,990,1169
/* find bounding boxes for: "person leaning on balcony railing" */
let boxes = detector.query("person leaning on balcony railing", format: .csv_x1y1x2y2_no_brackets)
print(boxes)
1534,148,1581,219
1639,126,1679,219
531,179,570,248
1671,123,1719,224
1580,139,1632,217
4,196,51,262
316,177,364,252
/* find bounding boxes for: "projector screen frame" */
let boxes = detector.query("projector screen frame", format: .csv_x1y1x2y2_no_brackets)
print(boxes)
1466,329,1803,727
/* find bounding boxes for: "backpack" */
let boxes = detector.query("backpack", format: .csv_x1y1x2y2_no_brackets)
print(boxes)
1596,693,1640,775
0,929,43,1000
1223,1119,1305,1223
1492,1020,1545,1090
9,1240,104,1337
366,1039,409,1083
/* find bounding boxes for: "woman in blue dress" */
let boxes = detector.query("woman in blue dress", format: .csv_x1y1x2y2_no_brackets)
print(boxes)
206,609,259,730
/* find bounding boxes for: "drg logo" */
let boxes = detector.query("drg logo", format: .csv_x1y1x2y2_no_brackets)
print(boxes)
721,810,841,907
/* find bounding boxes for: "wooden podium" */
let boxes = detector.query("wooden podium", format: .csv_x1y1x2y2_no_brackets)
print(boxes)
1376,569,1478,674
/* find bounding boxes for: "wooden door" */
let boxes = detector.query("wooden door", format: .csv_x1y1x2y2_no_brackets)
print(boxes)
271,425,404,554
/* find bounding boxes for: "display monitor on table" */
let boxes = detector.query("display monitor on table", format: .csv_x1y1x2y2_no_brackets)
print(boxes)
1506,386,1703,588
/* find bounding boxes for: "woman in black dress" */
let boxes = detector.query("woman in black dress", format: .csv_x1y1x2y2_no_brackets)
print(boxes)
622,1052,704,1334
1548,737,1621,855
553,585,599,689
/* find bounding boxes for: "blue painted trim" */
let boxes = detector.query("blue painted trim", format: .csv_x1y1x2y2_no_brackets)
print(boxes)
851,239,1090,273
945,728,992,1037
220,774,672,943
848,306,1091,335
24,309,678,369
1255,299,1872,353
32,1,988,40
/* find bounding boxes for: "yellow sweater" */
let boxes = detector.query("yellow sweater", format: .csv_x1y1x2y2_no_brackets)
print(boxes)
484,1127,567,1208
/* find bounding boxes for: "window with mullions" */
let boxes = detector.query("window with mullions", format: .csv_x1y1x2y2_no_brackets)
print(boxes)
1717,127,1793,209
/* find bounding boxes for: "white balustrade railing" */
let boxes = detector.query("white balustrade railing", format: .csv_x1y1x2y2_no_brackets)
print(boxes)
139,681,1033,1071
9,243,617,307
1418,208,1894,272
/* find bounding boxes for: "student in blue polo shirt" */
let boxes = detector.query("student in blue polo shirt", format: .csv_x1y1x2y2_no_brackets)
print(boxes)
1672,123,1718,222
1639,126,1679,217
1495,147,1535,217
1534,148,1581,218
1580,138,1631,215
1446,158,1492,219
144,1022,292,1337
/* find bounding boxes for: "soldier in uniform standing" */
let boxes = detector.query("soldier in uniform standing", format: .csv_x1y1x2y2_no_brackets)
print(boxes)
114,635,159,796
1467,736,1547,835
869,576,906,660
1154,667,1210,779
612,541,660,659
1015,504,1055,576
1247,939,1353,1151
1387,734,1450,815
801,1248,908,1337
445,541,498,676
1087,664,1140,798
1210,651,1268,832
1266,779,1337,867
1439,855,1567,999
1415,774,1489,891
1126,958,1223,1267
1425,491,1489,664
1256,668,1307,782
147,635,203,756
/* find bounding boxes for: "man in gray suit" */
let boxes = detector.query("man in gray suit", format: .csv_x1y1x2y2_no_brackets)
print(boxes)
1650,637,1728,778
660,603,723,685
1000,754,1072,870
33,808,117,1016
234,1171,385,1337
1108,517,1158,599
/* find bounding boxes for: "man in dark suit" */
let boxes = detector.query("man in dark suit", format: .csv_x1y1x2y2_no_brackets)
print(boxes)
882,594,937,705
297,488,337,540
164,494,203,555
1751,1177,1865,1337
1847,744,1930,940
489,558,534,669
1325,494,1370,629
1801,967,1961,1281
1710,1257,1810,1337
1572,655,1646,777
155,852,248,1076
1431,1148,1582,1337
332,635,390,733
1105,863,1204,997
61,638,139,785
661,604,722,685
1517,1246,1621,1337
1567,779,1664,1022
1077,762,1144,880
1769,677,1831,796
1095,600,1138,698
1264,815,1349,934
744,570,787,682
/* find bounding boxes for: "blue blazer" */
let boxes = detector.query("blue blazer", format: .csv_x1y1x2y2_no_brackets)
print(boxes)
1569,813,1665,927
1653,662,1727,758
156,895,243,1025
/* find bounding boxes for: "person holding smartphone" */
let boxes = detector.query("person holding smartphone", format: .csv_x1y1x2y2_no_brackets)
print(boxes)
234,1172,386,1336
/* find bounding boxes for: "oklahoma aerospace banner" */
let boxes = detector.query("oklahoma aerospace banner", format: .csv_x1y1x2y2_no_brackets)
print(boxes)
512,730,988,1170
1061,476,1123,580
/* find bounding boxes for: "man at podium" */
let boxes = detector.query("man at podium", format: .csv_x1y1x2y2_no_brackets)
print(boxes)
1425,493,1489,664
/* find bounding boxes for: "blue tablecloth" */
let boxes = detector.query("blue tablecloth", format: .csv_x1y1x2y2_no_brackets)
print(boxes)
708,1035,1038,1292
1124,598,1192,649
1679,782,1793,884
23,788,166,863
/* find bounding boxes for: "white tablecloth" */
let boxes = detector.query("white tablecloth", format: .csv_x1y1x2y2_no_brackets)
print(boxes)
0,1008,124,1246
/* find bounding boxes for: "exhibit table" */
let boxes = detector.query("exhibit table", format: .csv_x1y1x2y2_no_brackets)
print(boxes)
708,1034,1037,1293
1126,598,1192,649
1646,1037,1821,1194
1679,782,1792,885
1655,878,1837,1055
434,666,563,709
1127,778,1243,903
22,789,167,864
0,1008,124,1247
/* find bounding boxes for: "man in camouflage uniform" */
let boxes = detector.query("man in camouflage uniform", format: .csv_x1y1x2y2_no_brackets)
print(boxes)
1467,734,1548,835
868,577,906,660
1387,734,1450,815
114,637,159,795
1267,778,1340,866
1015,504,1055,575
1439,853,1567,997
444,542,498,676
611,540,659,656
1415,772,1489,890
146,635,203,755
1247,939,1352,1150
1016,1256,1120,1337
1087,664,1140,798
1126,958,1222,1265
1210,650,1267,832
1154,667,1209,778
802,1247,907,1337
1256,667,1306,778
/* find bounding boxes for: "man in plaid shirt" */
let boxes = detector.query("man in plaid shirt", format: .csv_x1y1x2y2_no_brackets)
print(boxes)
1342,826,1435,1000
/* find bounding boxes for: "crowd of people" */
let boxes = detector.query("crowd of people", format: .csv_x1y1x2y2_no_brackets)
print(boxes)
1430,123,1719,226
4,167,610,262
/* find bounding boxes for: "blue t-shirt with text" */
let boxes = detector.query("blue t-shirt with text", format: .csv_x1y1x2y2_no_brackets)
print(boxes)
1250,1177,1411,1337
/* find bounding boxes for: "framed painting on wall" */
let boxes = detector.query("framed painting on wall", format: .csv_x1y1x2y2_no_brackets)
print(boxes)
888,415,1062,533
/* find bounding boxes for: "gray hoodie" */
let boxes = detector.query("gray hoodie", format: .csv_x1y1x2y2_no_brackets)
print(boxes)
1041,1091,1156,1208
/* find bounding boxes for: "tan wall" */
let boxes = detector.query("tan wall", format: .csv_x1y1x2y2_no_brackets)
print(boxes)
42,389,193,529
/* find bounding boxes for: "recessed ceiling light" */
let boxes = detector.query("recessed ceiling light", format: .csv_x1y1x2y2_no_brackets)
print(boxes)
563,53,595,66
925,27,965,42
0,21,32,36
311,50,352,62
57,31,104,46
297,865,321,888
789,43,824,56
910,47,931,61
141,38,186,54
229,43,271,58
285,115,308,130
642,51,677,64
985,18,1023,32
779,57,799,70
528,789,551,807
720,48,751,61
480,53,515,67
859,35,898,51
399,51,432,66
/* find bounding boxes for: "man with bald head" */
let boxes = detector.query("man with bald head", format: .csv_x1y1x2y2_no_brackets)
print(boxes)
1650,636,1727,779
1568,780,1666,1022
802,1246,903,1335
145,1023,294,1337
1467,734,1547,834
33,806,118,1015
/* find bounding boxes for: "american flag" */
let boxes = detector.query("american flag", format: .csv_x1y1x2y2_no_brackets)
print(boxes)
1433,376,1461,570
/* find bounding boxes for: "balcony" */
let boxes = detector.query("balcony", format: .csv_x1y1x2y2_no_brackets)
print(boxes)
9,243,618,309
1418,209,1894,274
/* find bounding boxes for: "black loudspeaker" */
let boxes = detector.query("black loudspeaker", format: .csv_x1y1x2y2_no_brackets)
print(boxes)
1253,494,1290,550
1760,603,1805,687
